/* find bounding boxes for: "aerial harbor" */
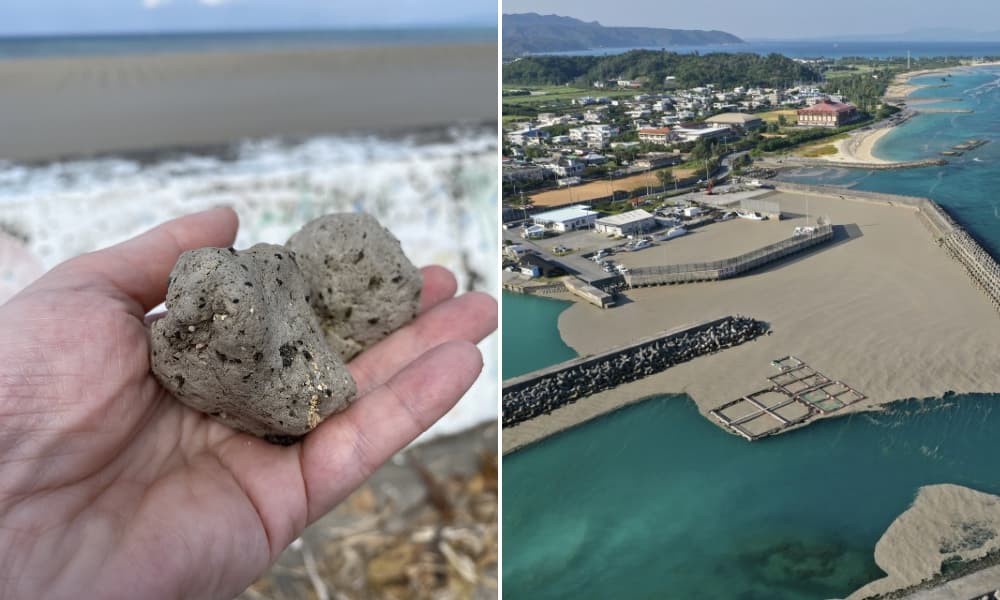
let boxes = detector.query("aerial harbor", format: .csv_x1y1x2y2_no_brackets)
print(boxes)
501,6,1000,599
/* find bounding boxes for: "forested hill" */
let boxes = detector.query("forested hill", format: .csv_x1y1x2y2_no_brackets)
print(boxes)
503,13,743,56
504,51,821,90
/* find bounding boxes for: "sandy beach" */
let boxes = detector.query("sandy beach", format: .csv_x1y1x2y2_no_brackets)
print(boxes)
848,484,1000,599
503,189,1000,452
0,43,496,161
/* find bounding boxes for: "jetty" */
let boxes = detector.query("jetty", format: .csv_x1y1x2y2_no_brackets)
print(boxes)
502,316,767,431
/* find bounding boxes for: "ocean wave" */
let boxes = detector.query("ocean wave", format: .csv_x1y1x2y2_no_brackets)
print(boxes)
0,129,499,440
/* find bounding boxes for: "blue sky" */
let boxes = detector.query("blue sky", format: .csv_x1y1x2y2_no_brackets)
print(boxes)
0,0,496,35
503,0,1000,39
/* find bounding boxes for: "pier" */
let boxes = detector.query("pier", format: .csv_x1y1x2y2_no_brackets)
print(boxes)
623,225,833,288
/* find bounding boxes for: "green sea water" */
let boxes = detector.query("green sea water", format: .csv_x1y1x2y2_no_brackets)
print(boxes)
503,67,1000,599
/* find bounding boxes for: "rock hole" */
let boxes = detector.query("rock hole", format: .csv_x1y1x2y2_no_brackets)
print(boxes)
368,275,382,289
244,281,253,287
279,343,296,367
353,250,364,264
174,375,185,388
302,350,312,361
276,278,284,286
368,317,380,325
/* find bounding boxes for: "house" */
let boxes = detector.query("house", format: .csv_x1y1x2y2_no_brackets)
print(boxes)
797,99,859,127
638,127,673,144
594,209,656,237
506,127,550,146
569,124,618,148
533,205,600,232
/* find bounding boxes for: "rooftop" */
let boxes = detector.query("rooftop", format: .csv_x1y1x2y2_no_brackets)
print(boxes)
639,127,672,135
798,99,856,114
534,205,599,223
595,209,654,226
705,112,764,125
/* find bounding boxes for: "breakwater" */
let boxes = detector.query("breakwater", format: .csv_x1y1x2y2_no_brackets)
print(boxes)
763,156,947,170
774,181,1000,313
502,316,768,429
623,225,833,287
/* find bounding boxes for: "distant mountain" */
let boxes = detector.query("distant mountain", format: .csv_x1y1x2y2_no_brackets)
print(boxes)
503,13,743,56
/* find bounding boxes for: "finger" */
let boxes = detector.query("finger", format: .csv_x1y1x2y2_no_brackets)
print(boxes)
419,265,458,313
302,340,483,521
349,291,497,394
65,207,239,315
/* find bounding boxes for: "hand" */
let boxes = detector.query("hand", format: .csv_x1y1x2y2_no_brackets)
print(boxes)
0,208,497,599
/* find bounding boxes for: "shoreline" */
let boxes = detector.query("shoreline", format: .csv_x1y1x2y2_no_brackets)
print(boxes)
503,186,1000,454
805,61,1000,166
0,42,497,162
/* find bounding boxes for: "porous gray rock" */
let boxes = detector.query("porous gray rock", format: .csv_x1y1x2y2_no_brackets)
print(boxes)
286,213,423,361
150,244,357,443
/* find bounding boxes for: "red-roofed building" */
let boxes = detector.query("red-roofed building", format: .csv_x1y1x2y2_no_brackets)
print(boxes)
638,127,672,144
797,99,859,128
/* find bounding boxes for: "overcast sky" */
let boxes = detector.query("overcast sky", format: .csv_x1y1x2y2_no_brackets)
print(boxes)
503,0,1000,39
1,0,496,36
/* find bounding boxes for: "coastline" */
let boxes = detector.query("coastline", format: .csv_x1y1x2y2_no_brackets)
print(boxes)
800,61,1000,166
504,187,1000,454
0,42,497,161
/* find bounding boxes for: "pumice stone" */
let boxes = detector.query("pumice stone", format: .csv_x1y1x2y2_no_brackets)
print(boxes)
286,213,423,361
150,244,357,444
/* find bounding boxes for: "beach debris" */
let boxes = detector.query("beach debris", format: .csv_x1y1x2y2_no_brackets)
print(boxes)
150,244,356,443
150,213,423,443
287,213,423,361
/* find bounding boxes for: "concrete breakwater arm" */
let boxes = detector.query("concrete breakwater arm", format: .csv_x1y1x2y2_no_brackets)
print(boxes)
502,316,768,428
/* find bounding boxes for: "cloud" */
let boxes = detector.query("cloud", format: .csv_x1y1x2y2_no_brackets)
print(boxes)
142,0,172,7
198,0,238,5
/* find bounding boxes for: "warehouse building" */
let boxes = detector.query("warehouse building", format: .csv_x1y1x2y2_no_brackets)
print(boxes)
595,209,656,237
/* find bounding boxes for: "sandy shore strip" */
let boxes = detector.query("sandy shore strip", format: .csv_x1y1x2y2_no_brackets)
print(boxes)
824,125,897,164
848,484,1000,599
503,189,1000,453
0,43,496,161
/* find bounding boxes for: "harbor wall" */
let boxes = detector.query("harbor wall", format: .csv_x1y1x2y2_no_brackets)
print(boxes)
502,316,768,429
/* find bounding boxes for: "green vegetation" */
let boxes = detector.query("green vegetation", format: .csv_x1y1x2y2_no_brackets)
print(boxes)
504,50,820,90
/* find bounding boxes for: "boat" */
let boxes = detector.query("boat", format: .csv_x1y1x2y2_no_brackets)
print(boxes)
657,226,688,241
737,210,766,221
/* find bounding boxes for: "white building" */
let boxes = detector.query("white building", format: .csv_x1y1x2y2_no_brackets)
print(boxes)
533,205,600,232
594,209,656,236
569,124,618,148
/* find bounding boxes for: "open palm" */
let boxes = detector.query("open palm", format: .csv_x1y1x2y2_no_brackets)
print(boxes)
0,208,496,599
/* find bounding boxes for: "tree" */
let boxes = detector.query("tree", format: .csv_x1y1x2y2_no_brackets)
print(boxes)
656,169,675,192
777,114,788,127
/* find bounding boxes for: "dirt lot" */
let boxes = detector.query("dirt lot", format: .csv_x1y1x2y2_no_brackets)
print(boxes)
529,168,698,207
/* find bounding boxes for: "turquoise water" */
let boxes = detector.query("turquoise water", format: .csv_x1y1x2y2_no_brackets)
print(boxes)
503,66,1000,599
501,291,576,380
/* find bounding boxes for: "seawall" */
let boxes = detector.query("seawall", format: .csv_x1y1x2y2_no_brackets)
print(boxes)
502,315,768,431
